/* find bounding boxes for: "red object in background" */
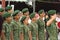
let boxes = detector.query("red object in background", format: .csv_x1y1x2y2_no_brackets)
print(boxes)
2,0,5,8
35,13,39,20
58,22,60,28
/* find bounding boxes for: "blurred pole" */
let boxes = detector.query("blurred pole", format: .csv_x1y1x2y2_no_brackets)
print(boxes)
0,5,2,8
32,0,35,13
11,5,14,12
27,0,32,6
8,0,10,6
2,0,5,8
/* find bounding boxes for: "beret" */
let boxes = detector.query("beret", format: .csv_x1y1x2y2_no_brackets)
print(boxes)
30,13,35,19
3,12,11,18
22,8,29,13
6,6,12,10
12,10,20,16
38,10,44,14
20,16,26,22
0,8,4,12
48,10,56,15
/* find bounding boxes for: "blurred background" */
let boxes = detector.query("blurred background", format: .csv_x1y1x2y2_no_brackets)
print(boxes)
0,0,60,13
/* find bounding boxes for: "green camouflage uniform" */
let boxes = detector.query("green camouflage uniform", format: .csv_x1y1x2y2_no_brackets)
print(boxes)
11,20,23,40
29,22,38,40
20,16,30,40
36,18,45,40
22,24,30,40
46,18,58,40
11,9,22,40
46,10,58,40
2,22,12,40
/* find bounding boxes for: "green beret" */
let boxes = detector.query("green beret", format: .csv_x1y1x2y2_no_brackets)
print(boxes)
12,10,20,16
30,13,35,19
38,10,44,14
20,16,26,23
6,6,12,10
48,10,56,15
0,8,4,12
3,12,11,18
22,8,29,13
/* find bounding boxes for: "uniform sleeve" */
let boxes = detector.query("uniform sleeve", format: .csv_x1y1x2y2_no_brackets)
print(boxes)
11,22,14,31
28,24,32,31
19,25,24,33
2,24,6,33
36,20,41,26
35,23,38,32
11,22,18,31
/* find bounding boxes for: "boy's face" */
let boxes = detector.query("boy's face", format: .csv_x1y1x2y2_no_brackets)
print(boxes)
0,12,3,15
24,11,29,16
18,13,23,18
32,16,36,21
50,14,56,18
0,11,4,15
8,9,13,13
6,16,12,22
14,14,20,20
24,17,29,25
40,12,45,17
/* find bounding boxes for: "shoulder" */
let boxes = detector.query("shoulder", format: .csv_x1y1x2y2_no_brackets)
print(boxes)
29,22,34,26
11,20,16,25
20,24,25,28
36,19,41,24
3,22,7,26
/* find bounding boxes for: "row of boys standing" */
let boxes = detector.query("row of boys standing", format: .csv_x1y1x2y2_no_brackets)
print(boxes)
0,5,58,40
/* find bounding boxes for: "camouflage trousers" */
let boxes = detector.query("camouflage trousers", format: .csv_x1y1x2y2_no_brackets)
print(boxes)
5,32,11,40
13,30,20,40
38,30,45,40
32,37,36,40
46,27,58,40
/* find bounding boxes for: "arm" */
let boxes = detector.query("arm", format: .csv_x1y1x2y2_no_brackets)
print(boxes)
1,24,6,40
1,31,6,40
46,18,55,26
28,31,32,40
10,31,14,40
36,32,38,40
20,32,24,40
46,14,56,26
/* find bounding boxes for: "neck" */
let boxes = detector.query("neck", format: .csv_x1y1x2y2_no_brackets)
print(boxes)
40,16,43,20
14,19,18,22
24,22,28,25
5,20,11,24
32,20,35,23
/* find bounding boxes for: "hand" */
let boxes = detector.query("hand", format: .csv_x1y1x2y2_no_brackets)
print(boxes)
51,14,56,19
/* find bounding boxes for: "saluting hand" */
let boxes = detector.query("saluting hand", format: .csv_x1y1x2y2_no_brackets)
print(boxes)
51,14,56,20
